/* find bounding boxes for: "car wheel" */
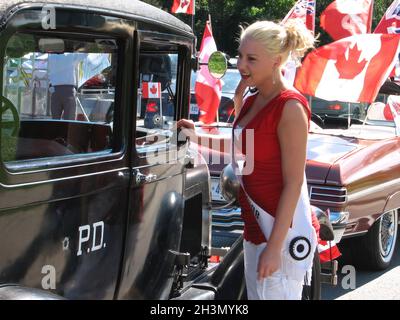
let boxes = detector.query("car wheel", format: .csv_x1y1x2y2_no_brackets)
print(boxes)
302,249,321,300
354,209,398,270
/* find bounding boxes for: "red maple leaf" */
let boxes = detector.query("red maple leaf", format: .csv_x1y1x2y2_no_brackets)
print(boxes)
181,0,190,8
335,43,367,80
150,84,158,95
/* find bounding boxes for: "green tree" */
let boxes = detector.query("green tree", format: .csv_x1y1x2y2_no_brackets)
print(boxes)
142,0,398,55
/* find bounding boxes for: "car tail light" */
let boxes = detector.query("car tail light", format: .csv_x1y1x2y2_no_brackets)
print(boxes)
328,104,342,111
309,185,347,205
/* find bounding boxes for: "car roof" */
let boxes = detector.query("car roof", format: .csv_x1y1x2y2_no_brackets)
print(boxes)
0,0,192,35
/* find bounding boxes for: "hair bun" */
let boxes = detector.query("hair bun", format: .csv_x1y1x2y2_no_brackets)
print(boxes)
283,19,315,63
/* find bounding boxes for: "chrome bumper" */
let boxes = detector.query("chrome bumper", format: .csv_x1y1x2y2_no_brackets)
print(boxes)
329,211,349,243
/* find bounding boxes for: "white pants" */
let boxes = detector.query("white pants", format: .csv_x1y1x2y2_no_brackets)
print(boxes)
243,240,306,300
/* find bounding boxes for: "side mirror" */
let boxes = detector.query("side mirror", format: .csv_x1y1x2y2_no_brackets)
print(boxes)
207,51,228,79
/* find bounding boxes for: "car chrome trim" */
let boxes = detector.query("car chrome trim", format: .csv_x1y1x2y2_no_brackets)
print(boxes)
309,185,348,204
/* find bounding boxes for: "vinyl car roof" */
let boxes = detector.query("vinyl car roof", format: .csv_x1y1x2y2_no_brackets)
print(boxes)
0,0,193,36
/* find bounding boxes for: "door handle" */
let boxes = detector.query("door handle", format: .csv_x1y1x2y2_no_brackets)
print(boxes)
133,169,158,186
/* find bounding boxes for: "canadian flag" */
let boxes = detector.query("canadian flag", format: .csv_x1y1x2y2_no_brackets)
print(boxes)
171,0,195,15
282,0,316,34
195,21,222,124
320,0,374,41
374,0,400,34
374,1,400,81
318,240,342,263
294,34,400,103
142,82,161,99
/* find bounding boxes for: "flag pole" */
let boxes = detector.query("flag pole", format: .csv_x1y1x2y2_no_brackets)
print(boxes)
369,0,374,33
312,0,316,37
191,0,195,31
208,14,219,125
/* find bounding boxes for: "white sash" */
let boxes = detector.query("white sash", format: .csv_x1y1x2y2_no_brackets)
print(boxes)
232,127,317,279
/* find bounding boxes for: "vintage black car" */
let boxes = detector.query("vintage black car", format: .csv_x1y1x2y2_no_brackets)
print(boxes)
0,0,253,300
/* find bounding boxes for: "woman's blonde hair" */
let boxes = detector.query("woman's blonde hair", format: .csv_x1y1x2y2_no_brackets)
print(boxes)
240,19,315,67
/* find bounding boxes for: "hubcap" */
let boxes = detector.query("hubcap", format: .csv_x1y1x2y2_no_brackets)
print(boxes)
379,210,397,260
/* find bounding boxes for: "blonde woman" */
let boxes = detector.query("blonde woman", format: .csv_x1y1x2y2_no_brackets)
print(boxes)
178,20,317,300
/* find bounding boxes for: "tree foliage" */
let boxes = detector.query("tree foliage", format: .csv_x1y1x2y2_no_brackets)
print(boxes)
142,0,397,56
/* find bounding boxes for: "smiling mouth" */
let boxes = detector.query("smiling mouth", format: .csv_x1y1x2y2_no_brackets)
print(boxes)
241,74,250,80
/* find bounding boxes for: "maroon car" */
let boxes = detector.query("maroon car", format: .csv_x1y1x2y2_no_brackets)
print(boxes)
193,83,400,271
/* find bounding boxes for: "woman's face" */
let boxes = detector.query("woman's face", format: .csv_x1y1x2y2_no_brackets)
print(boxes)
237,37,278,88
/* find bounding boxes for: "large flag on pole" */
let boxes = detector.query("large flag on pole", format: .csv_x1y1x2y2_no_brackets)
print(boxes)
195,21,222,124
374,1,400,81
374,0,400,33
171,0,195,15
294,34,400,103
320,0,374,41
282,0,316,34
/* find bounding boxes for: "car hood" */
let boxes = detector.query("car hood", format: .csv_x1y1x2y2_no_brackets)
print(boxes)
307,133,359,164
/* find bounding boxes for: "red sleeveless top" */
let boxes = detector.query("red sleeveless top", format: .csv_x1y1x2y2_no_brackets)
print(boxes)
233,89,311,245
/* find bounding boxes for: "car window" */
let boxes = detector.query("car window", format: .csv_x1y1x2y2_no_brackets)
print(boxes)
190,68,240,93
135,52,178,148
189,68,239,123
220,69,241,94
1,33,118,167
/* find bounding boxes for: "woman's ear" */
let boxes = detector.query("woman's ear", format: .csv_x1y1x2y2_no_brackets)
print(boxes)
274,55,282,68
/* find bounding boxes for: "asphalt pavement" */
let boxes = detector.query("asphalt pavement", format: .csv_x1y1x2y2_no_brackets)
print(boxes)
322,237,400,300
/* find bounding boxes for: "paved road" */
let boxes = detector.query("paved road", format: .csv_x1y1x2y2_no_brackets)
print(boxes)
322,237,400,300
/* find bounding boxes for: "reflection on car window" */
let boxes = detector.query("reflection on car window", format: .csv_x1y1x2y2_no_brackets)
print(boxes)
1,33,118,166
136,52,178,148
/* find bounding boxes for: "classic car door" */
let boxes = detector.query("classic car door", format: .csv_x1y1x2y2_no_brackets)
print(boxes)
0,8,134,299
116,33,193,299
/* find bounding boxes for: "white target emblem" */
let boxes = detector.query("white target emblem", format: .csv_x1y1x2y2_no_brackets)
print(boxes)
153,114,161,125
289,236,311,261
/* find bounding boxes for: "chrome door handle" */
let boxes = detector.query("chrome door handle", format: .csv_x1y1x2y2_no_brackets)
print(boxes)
133,169,158,186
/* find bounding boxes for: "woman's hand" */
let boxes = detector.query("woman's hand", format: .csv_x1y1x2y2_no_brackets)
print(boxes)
233,79,247,115
176,118,196,143
176,118,195,130
257,246,281,280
